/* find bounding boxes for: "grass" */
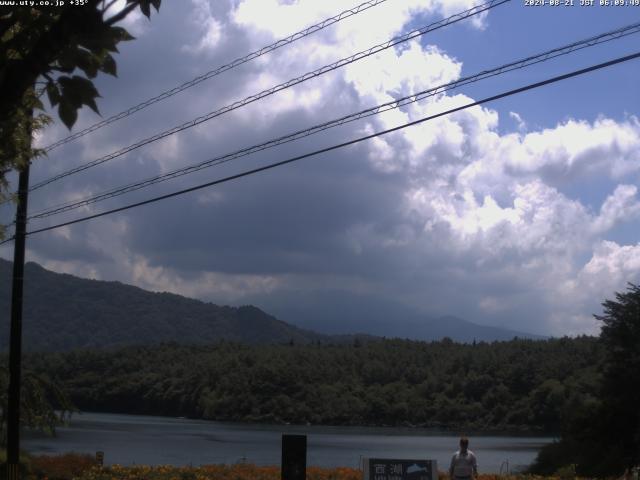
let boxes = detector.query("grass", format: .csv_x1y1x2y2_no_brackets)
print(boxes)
1,452,600,480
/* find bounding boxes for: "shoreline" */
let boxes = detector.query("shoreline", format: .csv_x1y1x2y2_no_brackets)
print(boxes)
23,412,551,474
53,409,558,438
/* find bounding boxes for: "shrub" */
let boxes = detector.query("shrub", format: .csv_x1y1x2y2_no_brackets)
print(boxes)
29,452,97,480
0,449,32,480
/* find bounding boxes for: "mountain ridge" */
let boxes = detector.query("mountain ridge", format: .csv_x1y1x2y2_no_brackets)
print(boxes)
0,259,329,351
0,258,544,351
254,290,546,342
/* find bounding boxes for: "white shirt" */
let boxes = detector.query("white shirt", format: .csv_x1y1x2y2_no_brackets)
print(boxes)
449,449,478,479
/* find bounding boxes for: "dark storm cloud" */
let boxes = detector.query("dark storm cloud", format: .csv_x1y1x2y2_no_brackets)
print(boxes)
121,143,410,275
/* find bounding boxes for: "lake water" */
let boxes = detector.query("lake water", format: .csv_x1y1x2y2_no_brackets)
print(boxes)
22,412,554,473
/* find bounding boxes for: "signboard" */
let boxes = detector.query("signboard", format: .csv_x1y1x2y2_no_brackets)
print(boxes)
363,458,437,480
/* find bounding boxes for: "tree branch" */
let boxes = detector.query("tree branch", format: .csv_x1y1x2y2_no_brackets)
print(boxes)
101,0,120,16
105,2,138,26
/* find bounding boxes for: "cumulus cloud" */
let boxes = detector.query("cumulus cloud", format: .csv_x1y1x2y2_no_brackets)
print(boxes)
581,241,640,285
550,241,640,335
504,117,640,183
592,184,640,233
182,0,224,55
231,0,487,50
4,0,640,338
509,111,526,132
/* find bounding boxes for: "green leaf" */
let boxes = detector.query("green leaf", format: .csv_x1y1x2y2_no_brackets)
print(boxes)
58,76,81,107
100,53,117,77
139,0,151,18
111,26,134,42
58,100,78,130
32,96,44,111
46,83,61,107
56,47,77,73
78,26,133,54
75,48,100,79
100,26,134,53
84,96,100,115
58,75,101,115
150,0,161,11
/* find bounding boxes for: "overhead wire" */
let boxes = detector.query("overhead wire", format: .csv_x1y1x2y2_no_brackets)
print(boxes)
26,21,640,221
27,0,509,192
0,50,635,245
41,0,393,153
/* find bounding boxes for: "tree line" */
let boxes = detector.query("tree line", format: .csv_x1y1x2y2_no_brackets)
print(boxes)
3,284,639,476
15,336,602,433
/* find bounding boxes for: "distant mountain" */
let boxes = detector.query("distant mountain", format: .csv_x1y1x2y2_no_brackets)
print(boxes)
0,259,544,352
0,259,329,351
252,290,546,342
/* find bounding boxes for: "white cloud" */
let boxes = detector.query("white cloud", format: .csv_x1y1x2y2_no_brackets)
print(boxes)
35,258,103,281
129,255,282,301
504,117,640,182
432,0,491,30
592,184,640,234
391,109,640,334
13,0,640,339
107,0,152,36
406,179,592,258
479,296,505,314
581,241,640,287
550,241,640,335
182,0,224,54
344,42,462,105
232,0,439,48
509,111,527,132
148,133,182,173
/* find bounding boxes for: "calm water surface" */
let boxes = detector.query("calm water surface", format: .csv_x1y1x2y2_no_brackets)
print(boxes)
23,412,554,472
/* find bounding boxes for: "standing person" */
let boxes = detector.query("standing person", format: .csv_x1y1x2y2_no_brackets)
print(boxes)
449,436,478,480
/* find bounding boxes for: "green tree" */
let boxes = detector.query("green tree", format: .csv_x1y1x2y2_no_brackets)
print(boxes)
531,284,640,476
0,363,75,445
0,0,161,236
593,283,640,472
0,0,162,438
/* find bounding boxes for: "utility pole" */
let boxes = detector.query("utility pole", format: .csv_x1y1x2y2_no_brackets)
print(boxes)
6,149,31,480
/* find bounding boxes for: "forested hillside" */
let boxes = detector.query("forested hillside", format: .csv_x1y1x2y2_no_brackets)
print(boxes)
22,336,602,432
0,259,327,350
0,259,543,349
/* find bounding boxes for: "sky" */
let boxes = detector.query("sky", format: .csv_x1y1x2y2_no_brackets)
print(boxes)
2,0,640,337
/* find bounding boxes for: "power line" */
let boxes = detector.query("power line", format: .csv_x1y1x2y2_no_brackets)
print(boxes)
28,0,508,192
3,50,636,244
27,21,640,220
41,0,392,153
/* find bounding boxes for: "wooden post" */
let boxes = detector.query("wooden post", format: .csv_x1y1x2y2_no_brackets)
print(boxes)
281,434,306,480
